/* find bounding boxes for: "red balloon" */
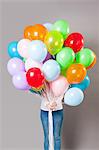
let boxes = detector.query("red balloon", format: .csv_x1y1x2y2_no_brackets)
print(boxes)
64,33,84,53
26,68,45,88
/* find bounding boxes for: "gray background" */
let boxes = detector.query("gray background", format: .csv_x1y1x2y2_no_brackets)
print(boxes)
0,0,99,150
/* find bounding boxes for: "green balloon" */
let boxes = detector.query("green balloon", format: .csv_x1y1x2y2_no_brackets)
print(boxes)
52,20,70,39
56,47,75,69
76,48,95,67
44,31,64,55
61,68,67,76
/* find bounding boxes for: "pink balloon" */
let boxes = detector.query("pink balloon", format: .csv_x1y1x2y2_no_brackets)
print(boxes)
50,76,69,97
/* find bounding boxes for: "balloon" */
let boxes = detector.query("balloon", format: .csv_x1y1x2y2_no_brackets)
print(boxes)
43,23,53,31
64,33,84,53
61,68,67,76
25,58,42,71
52,20,70,39
86,53,96,69
7,58,25,76
8,41,22,59
43,52,53,63
24,24,48,41
44,31,64,55
26,68,45,88
64,87,84,106
56,47,75,69
12,71,30,90
50,76,69,97
23,26,33,40
28,40,47,62
42,59,60,81
17,39,31,58
71,75,90,91
66,63,87,84
76,48,95,68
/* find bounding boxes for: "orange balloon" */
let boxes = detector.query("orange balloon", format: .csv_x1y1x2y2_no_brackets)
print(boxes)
66,63,87,84
24,26,33,40
24,24,48,41
86,53,96,69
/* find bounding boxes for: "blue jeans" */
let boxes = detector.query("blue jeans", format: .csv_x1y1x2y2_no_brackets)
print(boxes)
40,109,63,150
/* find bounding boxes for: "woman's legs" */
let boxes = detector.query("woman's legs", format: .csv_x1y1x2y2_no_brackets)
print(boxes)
53,110,63,150
40,110,49,150
40,109,63,150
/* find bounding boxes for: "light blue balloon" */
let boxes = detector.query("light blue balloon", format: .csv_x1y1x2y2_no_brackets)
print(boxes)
28,40,47,62
42,59,60,81
8,41,22,59
64,87,84,106
71,75,90,91
43,23,53,31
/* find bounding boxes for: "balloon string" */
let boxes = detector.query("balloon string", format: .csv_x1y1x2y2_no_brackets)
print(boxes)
49,111,54,150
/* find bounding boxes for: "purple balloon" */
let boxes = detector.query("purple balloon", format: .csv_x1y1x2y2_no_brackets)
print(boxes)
12,71,31,90
7,58,25,76
43,52,54,63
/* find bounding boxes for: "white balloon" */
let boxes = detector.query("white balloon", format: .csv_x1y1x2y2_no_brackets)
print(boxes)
28,40,47,62
43,23,53,31
17,39,31,58
25,58,42,71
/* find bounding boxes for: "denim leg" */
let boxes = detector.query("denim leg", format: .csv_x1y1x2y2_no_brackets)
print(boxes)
53,110,63,150
40,110,49,150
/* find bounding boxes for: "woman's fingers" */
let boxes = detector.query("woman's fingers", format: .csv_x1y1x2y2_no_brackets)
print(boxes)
50,102,57,107
49,102,57,110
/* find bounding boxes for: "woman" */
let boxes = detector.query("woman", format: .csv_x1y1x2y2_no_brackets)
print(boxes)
40,82,64,150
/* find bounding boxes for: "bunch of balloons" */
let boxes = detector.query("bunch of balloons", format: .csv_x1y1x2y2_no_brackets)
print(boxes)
7,20,96,106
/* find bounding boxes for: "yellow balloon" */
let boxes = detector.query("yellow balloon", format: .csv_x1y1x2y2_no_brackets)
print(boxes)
44,31,64,55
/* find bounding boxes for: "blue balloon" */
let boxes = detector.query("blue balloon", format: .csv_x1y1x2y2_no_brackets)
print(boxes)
42,59,60,81
28,40,47,62
8,41,22,59
64,87,84,106
71,75,90,91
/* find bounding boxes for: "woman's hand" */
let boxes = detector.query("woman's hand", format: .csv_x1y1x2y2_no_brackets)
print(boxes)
49,101,57,111
46,101,57,111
